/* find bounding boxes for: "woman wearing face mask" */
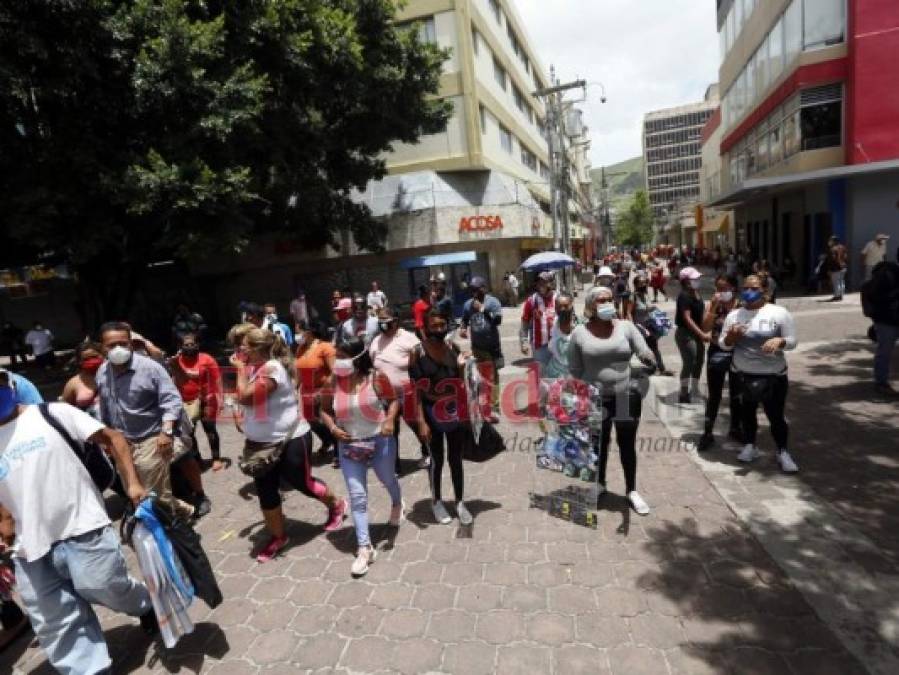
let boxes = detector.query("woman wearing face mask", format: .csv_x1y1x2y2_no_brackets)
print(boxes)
368,307,429,472
168,333,224,471
230,327,347,562
319,337,405,577
295,320,338,464
545,292,579,379
624,275,673,376
674,267,711,404
697,275,741,452
62,341,104,418
568,286,656,514
720,276,799,473
410,309,472,525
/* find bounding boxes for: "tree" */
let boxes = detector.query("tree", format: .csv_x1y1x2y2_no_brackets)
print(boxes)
613,189,655,248
0,0,450,321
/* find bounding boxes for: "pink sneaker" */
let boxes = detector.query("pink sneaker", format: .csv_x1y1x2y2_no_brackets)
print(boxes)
256,535,288,563
324,498,348,532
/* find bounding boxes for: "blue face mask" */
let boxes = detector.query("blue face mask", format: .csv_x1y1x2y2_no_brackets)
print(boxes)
741,289,763,304
0,385,16,420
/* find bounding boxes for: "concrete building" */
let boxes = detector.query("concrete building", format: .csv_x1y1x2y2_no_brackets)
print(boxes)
706,0,899,290
195,0,594,320
697,107,736,252
643,87,719,245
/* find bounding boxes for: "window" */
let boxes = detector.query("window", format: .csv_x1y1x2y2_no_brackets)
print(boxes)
800,86,842,150
769,17,784,83
513,86,527,114
785,0,802,64
471,28,479,55
499,124,513,153
417,17,436,44
479,105,487,134
769,124,783,165
539,162,550,180
521,146,537,171
493,56,507,90
803,0,845,49
488,0,501,24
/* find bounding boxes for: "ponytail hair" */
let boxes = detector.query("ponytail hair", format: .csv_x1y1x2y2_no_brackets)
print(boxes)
245,327,297,383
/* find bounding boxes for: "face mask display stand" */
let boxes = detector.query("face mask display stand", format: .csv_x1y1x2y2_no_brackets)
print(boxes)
529,379,604,529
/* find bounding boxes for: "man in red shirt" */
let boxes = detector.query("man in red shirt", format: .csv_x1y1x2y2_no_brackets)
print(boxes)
519,271,558,371
412,285,431,339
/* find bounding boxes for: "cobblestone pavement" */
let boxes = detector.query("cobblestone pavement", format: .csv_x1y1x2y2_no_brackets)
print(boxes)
4,288,894,674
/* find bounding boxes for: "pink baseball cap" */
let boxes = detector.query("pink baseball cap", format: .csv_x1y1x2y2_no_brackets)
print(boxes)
678,266,701,281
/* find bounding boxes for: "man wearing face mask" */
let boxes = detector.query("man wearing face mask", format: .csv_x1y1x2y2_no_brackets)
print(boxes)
0,368,43,405
520,271,558,371
460,277,503,421
720,275,799,472
96,321,197,520
339,296,380,346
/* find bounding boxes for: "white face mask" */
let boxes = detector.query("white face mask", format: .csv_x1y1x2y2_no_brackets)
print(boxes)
719,291,733,303
295,334,306,348
107,345,132,365
596,304,617,322
689,279,701,290
333,358,354,378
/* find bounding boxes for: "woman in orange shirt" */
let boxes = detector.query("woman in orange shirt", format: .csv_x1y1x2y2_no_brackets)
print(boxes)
295,320,338,464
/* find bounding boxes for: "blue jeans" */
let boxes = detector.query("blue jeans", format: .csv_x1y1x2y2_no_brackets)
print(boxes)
339,435,402,547
874,322,898,385
830,269,846,298
14,526,151,675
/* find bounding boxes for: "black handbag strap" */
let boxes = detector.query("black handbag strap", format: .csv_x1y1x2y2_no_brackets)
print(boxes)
38,403,84,459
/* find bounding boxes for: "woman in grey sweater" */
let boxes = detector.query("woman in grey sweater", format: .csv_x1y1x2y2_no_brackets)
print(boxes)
568,286,656,515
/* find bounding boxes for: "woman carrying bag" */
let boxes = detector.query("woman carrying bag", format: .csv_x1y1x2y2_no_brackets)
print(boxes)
229,327,347,563
623,275,673,376
697,274,741,452
719,275,799,473
319,336,406,577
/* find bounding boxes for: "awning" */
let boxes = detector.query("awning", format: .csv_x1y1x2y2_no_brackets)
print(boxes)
702,213,730,233
708,157,899,207
399,250,477,269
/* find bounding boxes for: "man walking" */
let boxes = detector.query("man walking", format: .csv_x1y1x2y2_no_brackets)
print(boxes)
366,281,387,315
460,277,503,422
861,233,889,281
0,370,154,674
519,271,558,371
827,235,849,301
866,249,899,396
96,321,197,520
24,321,54,369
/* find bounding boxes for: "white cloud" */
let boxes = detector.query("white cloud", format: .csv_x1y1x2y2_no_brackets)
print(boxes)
514,0,720,168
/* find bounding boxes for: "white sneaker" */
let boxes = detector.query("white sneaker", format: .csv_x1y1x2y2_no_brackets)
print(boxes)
457,501,473,526
432,500,452,524
389,500,406,527
351,546,376,577
628,491,650,516
738,444,760,463
778,450,799,473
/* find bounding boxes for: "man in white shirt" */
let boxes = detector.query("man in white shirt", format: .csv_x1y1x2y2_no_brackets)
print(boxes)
0,371,153,673
24,321,54,369
366,281,387,315
508,271,520,306
861,233,889,281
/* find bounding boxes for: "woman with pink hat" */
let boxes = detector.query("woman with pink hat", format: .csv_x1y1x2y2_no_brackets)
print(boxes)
674,267,711,404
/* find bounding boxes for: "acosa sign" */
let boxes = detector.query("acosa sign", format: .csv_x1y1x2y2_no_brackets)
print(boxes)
459,215,504,232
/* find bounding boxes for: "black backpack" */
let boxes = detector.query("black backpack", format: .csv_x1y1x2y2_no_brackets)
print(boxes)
38,403,117,492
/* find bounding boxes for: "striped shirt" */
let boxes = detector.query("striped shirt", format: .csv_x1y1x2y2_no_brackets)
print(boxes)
520,291,557,349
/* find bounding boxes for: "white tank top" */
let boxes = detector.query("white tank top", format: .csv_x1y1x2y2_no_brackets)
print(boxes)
335,377,385,440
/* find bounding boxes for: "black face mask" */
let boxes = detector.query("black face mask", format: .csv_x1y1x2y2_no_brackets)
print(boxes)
182,346,199,356
557,309,573,321
427,330,448,342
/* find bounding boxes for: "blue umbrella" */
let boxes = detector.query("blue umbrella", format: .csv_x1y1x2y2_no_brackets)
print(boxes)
520,251,576,272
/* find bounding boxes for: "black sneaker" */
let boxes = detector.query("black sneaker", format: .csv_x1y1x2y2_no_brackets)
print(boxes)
194,495,212,519
139,609,159,636
697,433,714,452
678,391,691,404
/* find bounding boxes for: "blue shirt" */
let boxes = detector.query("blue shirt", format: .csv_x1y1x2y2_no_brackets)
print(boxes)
5,372,44,404
96,353,183,441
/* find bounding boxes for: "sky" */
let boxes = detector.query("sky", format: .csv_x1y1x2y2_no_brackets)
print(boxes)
516,0,720,169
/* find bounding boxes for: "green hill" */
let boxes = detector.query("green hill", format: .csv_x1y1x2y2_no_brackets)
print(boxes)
591,156,644,202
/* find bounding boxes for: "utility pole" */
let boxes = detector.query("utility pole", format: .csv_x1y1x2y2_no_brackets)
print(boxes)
533,68,585,288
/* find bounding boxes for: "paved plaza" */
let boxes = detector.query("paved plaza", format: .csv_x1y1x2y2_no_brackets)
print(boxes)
4,292,897,674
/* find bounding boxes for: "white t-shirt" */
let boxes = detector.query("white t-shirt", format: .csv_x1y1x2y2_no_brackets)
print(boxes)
0,403,108,562
861,240,887,267
719,303,797,375
241,360,310,443
367,290,387,311
509,275,520,290
24,328,53,356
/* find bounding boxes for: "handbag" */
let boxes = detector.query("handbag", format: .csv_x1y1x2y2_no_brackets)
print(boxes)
238,417,302,478
740,373,776,403
462,421,505,462
341,438,379,463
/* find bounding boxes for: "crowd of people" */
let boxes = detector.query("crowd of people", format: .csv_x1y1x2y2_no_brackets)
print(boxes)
1,238,898,672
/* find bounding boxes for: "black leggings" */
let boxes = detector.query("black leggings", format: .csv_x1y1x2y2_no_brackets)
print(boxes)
644,333,667,373
1,599,25,630
191,419,220,460
425,405,465,502
253,432,330,510
593,391,642,493
739,374,789,449
310,420,335,451
704,349,741,434
393,407,428,471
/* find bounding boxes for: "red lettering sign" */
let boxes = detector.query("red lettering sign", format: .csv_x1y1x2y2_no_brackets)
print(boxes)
459,215,504,232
